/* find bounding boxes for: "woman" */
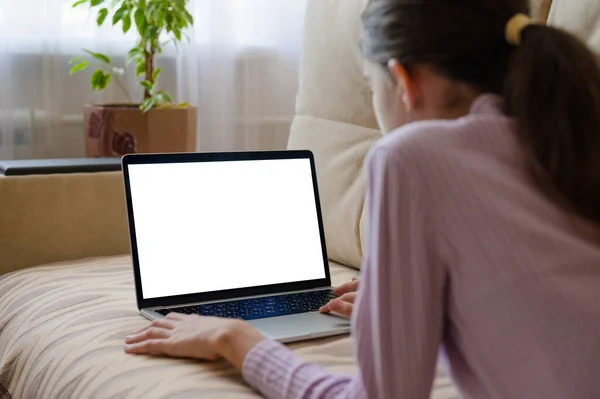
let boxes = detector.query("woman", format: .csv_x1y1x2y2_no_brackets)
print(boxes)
124,0,600,397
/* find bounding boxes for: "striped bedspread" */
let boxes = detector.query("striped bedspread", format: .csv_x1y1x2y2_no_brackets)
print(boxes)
0,256,459,398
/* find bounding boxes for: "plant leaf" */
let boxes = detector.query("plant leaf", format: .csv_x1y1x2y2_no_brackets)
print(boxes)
142,24,157,41
69,57,85,65
134,8,147,36
99,72,112,89
90,0,104,6
157,90,172,103
127,46,144,65
122,14,132,33
83,49,111,65
173,29,181,41
97,8,108,25
146,1,156,17
72,0,88,8
156,8,165,27
140,80,153,91
90,70,111,90
152,67,162,81
175,15,185,30
185,11,194,25
90,69,105,90
112,5,127,25
141,98,155,113
135,61,146,77
138,0,146,9
128,45,143,57
69,61,89,75
127,45,144,60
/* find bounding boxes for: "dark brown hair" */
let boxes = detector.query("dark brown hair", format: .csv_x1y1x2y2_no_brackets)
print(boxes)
361,0,600,226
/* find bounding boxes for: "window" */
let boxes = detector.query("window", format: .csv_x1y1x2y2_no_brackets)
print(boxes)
0,0,305,53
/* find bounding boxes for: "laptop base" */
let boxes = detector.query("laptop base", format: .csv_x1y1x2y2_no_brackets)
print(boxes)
140,308,350,344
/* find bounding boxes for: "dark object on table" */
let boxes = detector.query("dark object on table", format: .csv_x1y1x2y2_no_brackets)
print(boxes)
0,158,122,176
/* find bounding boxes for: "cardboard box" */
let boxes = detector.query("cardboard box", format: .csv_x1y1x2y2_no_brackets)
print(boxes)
84,105,197,157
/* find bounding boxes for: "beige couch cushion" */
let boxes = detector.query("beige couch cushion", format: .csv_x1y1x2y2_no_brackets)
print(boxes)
548,0,600,52
295,0,376,129
0,255,460,399
530,0,552,21
0,173,130,276
288,0,380,268
290,116,378,268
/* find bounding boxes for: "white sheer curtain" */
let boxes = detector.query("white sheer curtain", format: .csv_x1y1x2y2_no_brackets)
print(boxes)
0,0,306,159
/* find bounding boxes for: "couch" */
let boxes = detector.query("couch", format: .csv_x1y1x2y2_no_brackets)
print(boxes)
1,1,597,398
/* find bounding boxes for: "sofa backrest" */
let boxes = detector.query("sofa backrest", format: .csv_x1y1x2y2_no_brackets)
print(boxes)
548,0,600,53
288,0,380,268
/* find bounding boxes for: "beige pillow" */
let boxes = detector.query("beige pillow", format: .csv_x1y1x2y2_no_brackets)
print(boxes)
530,0,552,22
289,117,378,268
548,0,600,52
288,0,380,268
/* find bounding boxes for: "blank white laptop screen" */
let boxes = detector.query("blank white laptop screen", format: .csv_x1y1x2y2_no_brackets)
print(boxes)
127,158,326,299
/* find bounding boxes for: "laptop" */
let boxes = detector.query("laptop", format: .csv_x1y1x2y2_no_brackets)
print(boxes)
122,150,351,343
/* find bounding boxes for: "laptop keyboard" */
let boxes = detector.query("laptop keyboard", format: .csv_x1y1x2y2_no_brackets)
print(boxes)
155,289,338,321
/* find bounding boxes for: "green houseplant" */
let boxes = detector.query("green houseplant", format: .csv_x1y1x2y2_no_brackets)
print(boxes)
69,0,197,157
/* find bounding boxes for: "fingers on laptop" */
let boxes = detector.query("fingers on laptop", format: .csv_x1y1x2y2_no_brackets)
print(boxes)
338,292,357,303
327,299,354,318
166,312,185,320
333,278,359,296
319,292,356,318
318,301,331,314
152,318,175,329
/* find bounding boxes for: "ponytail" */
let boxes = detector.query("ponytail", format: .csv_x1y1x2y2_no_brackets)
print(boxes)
504,25,600,226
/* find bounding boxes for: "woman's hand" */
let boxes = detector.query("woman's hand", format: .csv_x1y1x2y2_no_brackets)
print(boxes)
319,278,359,318
124,313,266,369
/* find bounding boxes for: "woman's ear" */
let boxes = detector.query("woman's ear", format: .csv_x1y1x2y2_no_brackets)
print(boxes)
388,59,417,111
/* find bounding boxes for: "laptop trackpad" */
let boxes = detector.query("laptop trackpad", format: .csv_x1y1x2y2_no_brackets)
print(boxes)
248,312,351,343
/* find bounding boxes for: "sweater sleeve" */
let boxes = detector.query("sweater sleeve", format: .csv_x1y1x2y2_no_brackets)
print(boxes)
354,144,447,398
241,143,447,399
242,339,365,398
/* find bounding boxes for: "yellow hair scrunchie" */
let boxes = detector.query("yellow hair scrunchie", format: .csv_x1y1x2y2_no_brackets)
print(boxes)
505,14,536,46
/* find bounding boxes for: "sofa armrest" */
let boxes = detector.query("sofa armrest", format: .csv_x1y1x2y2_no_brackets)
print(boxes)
0,172,130,276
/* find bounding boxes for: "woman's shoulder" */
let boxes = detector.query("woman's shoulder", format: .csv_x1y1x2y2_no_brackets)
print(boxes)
367,111,518,178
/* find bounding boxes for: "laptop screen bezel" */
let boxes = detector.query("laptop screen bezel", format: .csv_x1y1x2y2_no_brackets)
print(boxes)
122,150,332,310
